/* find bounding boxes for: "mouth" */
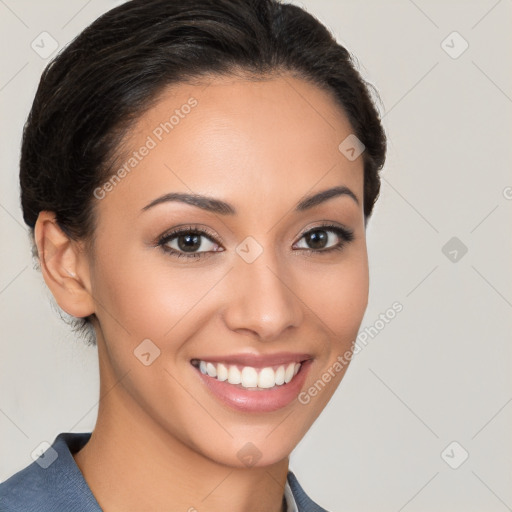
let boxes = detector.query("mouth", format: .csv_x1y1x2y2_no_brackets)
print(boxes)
191,359,303,390
190,353,313,412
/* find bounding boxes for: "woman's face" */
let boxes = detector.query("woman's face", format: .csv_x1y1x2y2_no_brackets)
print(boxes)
86,74,368,467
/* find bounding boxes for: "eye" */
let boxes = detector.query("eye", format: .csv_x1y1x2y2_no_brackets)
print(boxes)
294,224,354,253
156,223,354,260
157,226,223,259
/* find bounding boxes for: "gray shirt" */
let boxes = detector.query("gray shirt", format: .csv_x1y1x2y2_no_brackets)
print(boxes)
0,432,329,512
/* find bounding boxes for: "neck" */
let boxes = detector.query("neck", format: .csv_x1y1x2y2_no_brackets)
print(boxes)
73,349,290,512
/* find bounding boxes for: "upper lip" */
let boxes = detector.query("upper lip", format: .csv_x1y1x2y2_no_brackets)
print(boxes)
191,352,312,368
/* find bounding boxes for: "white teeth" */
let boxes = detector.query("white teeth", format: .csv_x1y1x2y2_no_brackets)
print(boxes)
241,367,258,388
216,363,228,381
275,365,285,385
284,363,295,384
227,365,241,385
258,367,276,389
195,360,303,389
206,362,217,378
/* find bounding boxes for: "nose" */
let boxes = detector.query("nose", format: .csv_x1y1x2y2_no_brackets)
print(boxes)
222,251,304,342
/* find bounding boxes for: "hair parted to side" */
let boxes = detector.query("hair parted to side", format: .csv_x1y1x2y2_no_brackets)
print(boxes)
20,0,386,345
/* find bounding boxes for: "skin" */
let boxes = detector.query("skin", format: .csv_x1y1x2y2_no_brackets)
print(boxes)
35,73,369,512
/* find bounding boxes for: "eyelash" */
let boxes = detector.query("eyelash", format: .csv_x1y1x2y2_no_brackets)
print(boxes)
156,223,354,260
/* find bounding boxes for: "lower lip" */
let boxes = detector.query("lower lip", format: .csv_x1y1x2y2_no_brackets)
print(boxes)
194,360,312,413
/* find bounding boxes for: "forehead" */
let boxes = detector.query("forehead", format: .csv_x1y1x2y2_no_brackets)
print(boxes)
100,74,364,219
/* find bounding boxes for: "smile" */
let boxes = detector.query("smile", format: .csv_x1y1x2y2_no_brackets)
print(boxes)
192,359,301,390
190,354,313,412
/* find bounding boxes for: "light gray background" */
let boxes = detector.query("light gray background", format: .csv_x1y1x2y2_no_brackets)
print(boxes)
1,1,511,511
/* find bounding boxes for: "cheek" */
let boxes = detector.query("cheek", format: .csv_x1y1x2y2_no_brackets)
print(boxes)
303,251,369,344
295,245,368,404
90,244,228,343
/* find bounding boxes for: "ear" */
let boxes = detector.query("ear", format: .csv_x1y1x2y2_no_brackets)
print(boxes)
34,211,95,318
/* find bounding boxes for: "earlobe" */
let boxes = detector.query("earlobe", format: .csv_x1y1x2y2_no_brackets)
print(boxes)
34,211,95,319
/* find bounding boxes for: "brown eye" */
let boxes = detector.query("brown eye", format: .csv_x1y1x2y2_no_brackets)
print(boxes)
294,224,354,253
158,228,222,258
303,230,329,250
174,233,203,252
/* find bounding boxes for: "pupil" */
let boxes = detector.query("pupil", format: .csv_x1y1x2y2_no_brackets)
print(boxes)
307,230,327,249
178,234,201,252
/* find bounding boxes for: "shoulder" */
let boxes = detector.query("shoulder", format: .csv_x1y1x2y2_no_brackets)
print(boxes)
287,470,331,512
0,457,47,512
0,432,101,512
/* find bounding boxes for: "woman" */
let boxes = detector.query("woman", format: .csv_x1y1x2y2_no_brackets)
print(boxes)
0,0,386,510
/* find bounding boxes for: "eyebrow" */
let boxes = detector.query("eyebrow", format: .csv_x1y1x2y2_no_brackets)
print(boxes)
141,185,359,215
